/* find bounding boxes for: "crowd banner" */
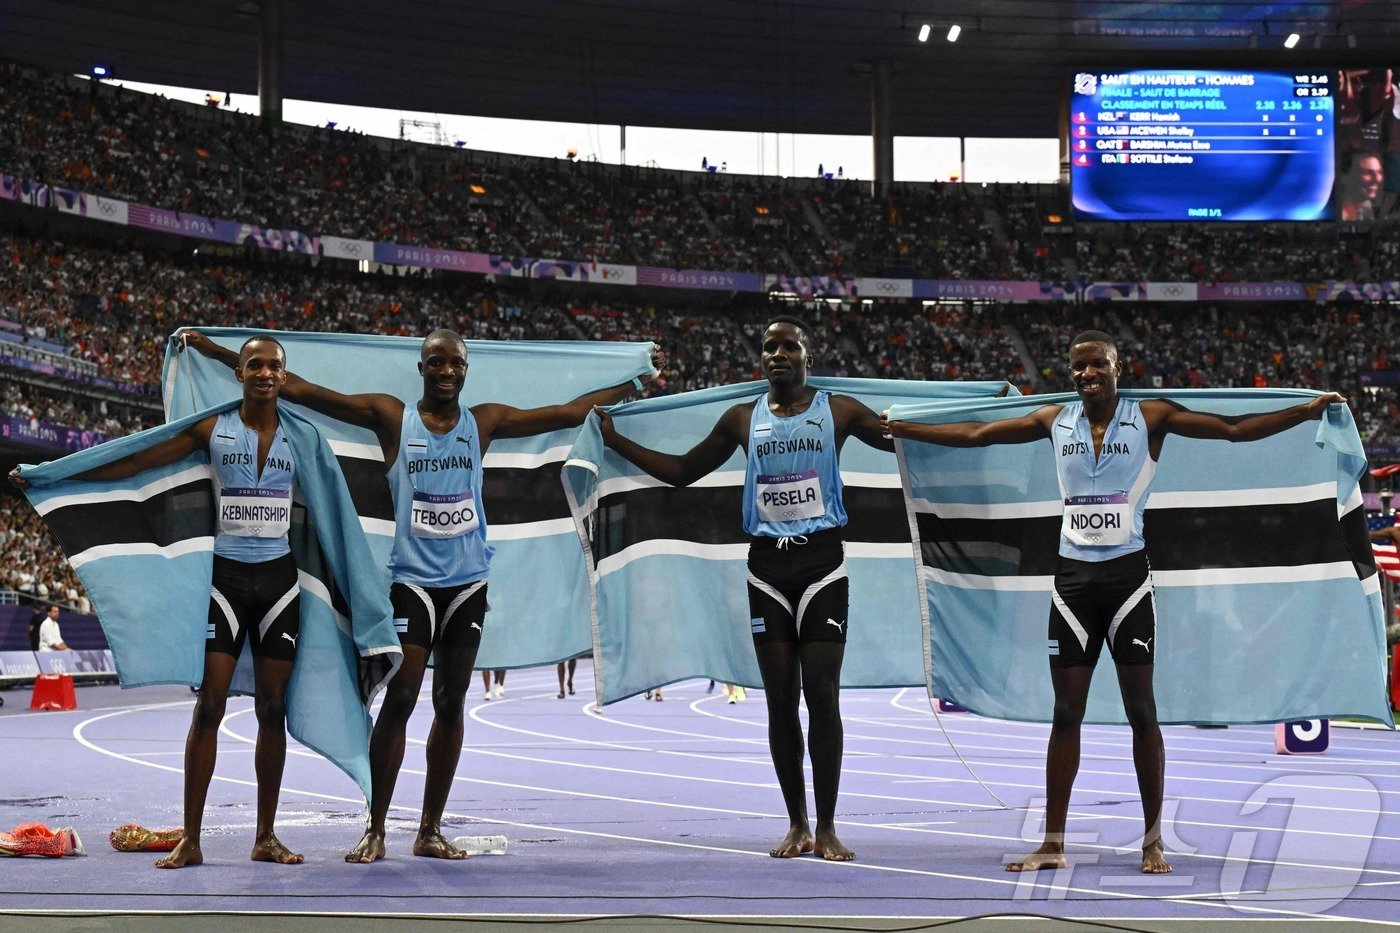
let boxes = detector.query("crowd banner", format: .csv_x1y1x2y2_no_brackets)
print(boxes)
1084,283,1200,302
764,274,860,299
635,267,765,291
1196,283,1312,302
18,399,402,798
370,242,495,274
912,281,1074,301
562,377,1015,708
0,417,109,452
888,388,1392,726
854,277,916,299
1318,281,1400,302
321,236,374,261
164,328,656,671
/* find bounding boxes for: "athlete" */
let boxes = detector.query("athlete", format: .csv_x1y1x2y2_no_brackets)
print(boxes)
184,328,662,862
13,336,305,869
883,330,1343,874
596,316,892,861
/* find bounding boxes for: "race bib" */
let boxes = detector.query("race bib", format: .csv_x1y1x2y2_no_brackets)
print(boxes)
219,487,292,538
756,470,824,524
411,490,479,538
1062,492,1130,547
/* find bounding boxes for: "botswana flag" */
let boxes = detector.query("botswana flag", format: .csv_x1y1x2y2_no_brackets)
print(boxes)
888,388,1392,725
19,401,401,798
164,328,656,670
563,378,1014,706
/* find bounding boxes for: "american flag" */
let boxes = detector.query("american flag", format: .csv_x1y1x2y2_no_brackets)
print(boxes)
1368,513,1400,581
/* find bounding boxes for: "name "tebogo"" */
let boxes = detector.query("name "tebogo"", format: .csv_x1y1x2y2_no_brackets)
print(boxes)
413,506,476,526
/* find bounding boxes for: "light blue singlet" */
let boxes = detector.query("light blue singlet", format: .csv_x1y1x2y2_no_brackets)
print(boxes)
1052,397,1157,562
210,409,294,563
387,403,492,587
742,390,847,538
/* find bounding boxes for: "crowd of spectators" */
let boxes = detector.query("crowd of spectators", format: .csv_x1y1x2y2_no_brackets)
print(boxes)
0,495,88,612
2,376,153,435
7,62,1397,283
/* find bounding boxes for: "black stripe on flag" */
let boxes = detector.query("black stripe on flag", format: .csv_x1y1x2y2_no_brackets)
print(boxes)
483,465,572,526
916,497,1353,576
591,484,909,558
337,457,574,527
40,480,216,555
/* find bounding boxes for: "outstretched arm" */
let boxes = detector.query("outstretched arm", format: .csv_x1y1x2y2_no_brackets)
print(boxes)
69,415,218,483
1370,526,1400,544
1144,393,1344,443
882,405,1060,447
473,346,666,443
831,395,895,453
180,329,403,441
596,403,746,487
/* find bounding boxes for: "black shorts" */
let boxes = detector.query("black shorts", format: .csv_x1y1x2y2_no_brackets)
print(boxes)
1049,550,1155,668
391,580,488,652
208,553,300,662
747,527,848,646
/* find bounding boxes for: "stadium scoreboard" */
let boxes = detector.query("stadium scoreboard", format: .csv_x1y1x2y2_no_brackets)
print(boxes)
1070,69,1335,221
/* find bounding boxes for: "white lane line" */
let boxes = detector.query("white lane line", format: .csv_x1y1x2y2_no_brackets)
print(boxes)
432,692,1400,884
201,704,1362,921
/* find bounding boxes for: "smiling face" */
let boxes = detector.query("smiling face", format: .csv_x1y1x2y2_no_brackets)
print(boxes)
418,332,467,404
235,338,286,402
1068,339,1121,403
761,322,811,389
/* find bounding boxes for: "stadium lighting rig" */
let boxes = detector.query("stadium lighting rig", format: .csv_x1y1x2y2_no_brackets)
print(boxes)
90,64,111,79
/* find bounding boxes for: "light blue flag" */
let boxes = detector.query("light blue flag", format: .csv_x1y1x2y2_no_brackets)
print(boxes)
888,388,1392,726
20,401,401,798
563,377,1015,706
163,328,655,670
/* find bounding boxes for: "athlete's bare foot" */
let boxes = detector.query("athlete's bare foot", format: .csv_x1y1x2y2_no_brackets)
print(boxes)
155,837,203,869
1141,841,1172,874
769,826,814,858
345,829,386,864
251,833,304,864
1006,843,1067,872
413,831,467,860
813,826,854,861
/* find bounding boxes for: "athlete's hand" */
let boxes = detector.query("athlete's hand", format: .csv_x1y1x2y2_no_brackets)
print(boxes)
645,344,667,382
8,467,28,491
178,329,215,356
1306,392,1347,418
879,410,897,440
593,406,618,446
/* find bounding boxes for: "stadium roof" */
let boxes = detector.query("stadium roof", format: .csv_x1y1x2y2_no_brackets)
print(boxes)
2,1,1394,138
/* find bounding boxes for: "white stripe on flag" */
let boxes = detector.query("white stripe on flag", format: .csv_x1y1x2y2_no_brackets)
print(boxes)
297,570,352,638
924,561,1365,591
35,464,213,513
596,470,744,499
490,518,577,540
483,446,572,470
327,439,383,461
361,517,396,537
598,540,747,576
912,499,1061,519
68,536,214,570
1145,482,1337,509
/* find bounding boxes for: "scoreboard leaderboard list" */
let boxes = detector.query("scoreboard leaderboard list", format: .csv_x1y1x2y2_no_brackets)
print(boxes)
1070,69,1335,221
